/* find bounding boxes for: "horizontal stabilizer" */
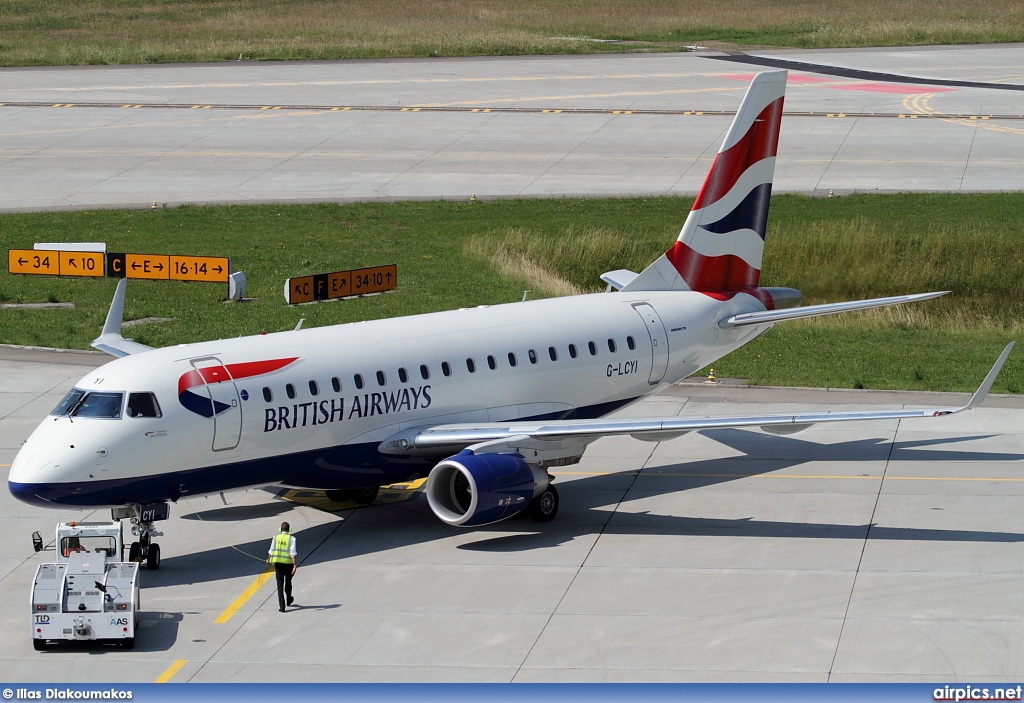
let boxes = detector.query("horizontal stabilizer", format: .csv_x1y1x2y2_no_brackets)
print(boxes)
719,291,949,328
90,279,154,358
600,269,639,291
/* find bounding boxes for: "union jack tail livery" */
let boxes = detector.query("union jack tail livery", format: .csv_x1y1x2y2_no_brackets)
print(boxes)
623,70,787,294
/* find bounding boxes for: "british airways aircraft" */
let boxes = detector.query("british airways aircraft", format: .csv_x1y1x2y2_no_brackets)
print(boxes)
8,71,1013,569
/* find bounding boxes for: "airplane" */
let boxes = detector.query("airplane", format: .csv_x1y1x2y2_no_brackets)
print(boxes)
8,70,1014,570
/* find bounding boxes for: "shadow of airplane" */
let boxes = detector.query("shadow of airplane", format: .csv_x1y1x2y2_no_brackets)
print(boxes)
143,429,1024,583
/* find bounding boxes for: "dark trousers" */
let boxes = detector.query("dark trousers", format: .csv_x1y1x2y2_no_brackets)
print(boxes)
274,562,294,610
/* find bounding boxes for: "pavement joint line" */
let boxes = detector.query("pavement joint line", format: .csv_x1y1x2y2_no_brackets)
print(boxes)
154,659,187,683
557,470,1024,481
1,101,1022,120
213,566,274,624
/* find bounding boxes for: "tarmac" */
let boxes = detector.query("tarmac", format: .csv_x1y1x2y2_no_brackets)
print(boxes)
1,45,1023,683
0,44,1023,210
1,346,1023,682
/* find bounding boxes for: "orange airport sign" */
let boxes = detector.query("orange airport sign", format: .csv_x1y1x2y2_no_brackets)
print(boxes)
58,251,104,277
286,264,397,304
352,265,397,295
125,254,170,280
10,248,230,283
171,255,229,282
8,249,59,276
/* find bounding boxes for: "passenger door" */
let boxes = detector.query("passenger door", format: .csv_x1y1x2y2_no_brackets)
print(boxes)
188,356,243,451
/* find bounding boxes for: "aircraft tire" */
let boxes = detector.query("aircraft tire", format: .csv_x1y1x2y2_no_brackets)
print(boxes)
146,543,161,570
529,484,559,522
325,489,349,502
350,486,379,505
128,542,141,562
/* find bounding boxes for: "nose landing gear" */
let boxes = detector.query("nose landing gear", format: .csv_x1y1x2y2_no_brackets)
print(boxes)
113,502,168,571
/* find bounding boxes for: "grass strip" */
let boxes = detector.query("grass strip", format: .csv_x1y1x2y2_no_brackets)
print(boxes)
0,0,1022,66
0,193,1020,393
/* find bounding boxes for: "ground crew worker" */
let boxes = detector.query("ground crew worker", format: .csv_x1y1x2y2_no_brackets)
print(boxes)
267,521,297,612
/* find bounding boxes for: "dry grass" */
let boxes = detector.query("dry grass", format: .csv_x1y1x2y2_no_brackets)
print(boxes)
1,0,1022,66
466,227,587,298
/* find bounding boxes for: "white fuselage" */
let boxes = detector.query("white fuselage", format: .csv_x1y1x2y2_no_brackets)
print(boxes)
9,289,771,509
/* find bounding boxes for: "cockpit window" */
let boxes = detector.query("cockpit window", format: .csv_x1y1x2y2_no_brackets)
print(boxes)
126,392,161,418
72,392,124,419
51,389,86,416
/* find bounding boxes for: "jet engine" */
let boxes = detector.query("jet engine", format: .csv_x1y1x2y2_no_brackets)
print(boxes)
426,450,550,527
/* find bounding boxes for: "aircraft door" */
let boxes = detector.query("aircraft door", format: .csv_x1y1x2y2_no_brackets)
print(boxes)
189,356,243,451
632,303,670,384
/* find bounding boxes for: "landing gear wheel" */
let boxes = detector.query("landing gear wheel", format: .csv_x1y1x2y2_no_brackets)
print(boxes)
128,542,141,562
146,543,161,570
350,485,379,505
33,639,46,651
325,489,349,502
529,484,559,522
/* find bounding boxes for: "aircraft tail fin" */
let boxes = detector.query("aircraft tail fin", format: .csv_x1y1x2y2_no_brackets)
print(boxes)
622,70,787,293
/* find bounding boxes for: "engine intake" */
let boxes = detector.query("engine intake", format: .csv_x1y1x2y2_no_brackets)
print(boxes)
426,450,547,527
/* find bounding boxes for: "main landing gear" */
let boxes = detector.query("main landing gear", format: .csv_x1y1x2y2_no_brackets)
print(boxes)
529,482,559,522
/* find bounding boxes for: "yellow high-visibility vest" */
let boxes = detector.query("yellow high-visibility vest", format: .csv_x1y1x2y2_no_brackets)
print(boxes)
269,532,292,564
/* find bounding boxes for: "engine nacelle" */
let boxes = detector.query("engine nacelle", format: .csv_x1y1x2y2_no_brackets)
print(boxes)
426,450,548,527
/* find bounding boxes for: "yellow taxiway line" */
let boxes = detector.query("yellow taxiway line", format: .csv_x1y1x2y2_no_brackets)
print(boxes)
154,659,187,683
213,566,275,624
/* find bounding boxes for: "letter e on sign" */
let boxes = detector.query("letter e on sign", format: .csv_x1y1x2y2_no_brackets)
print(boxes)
125,254,170,280
327,271,351,300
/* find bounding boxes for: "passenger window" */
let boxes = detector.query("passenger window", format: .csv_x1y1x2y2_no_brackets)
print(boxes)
309,380,319,396
569,344,578,359
354,374,364,390
548,346,558,362
376,370,387,386
627,336,636,350
487,355,496,370
466,358,476,373
399,367,408,384
588,341,597,356
286,384,296,399
420,364,430,380
262,387,273,403
331,377,341,393
508,352,517,367
442,362,451,377
528,349,537,364
608,339,616,353
126,392,161,418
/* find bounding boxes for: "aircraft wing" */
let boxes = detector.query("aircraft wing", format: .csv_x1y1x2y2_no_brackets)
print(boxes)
90,279,154,357
380,342,1013,456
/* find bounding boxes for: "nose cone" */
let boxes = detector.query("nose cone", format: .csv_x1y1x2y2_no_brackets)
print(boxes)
9,419,82,507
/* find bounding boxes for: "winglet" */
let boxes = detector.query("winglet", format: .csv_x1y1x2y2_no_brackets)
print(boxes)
90,279,154,358
963,342,1015,411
